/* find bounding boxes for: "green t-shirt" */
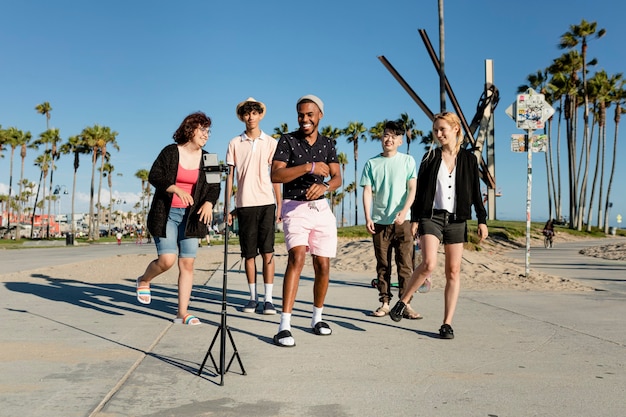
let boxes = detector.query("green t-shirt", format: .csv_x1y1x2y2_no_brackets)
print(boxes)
360,152,417,225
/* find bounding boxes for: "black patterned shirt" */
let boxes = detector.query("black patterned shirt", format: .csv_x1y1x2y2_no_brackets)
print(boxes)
273,130,338,200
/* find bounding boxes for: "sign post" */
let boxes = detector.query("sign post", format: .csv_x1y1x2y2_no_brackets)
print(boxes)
505,89,555,277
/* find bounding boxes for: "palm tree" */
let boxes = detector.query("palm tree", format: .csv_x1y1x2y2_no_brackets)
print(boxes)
585,71,620,231
16,129,32,240
80,124,108,239
344,181,356,226
603,81,625,233
135,169,150,227
101,162,115,235
549,50,583,228
34,102,52,235
337,152,349,227
0,125,6,162
32,153,51,237
321,125,342,145
94,127,119,238
3,128,20,234
369,121,386,142
59,135,89,235
343,121,367,225
272,123,289,139
559,19,605,229
399,113,422,155
42,128,62,238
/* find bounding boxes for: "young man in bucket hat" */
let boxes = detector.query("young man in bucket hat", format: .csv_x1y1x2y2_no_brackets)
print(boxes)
225,97,282,315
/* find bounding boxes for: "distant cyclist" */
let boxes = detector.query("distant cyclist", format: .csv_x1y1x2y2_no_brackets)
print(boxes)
542,219,555,248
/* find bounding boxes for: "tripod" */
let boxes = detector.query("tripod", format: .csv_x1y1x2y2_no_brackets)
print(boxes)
197,164,246,385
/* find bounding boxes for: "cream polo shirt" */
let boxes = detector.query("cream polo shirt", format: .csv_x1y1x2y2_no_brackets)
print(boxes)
226,130,278,208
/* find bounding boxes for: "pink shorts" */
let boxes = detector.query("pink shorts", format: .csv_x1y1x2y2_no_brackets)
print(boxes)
281,199,337,257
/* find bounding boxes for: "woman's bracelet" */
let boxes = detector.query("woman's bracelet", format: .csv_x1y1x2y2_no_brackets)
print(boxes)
310,162,316,174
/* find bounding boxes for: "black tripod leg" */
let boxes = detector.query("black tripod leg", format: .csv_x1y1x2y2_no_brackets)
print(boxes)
225,326,247,375
197,325,221,376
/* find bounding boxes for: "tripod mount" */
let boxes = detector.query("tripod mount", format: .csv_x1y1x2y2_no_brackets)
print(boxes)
197,154,246,385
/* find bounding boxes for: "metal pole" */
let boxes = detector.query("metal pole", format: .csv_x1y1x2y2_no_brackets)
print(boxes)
525,131,534,277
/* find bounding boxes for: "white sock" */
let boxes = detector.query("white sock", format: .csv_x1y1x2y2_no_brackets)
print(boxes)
279,313,291,331
263,283,274,303
311,306,323,327
277,313,295,346
248,283,256,301
311,306,331,335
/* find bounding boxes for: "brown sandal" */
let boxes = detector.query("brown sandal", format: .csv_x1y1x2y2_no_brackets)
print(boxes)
371,306,390,317
403,305,423,320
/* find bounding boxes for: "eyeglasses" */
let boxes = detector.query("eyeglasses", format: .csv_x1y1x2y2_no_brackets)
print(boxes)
198,126,211,135
382,133,401,140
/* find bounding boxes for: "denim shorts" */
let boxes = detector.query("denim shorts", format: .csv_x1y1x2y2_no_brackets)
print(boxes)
153,207,198,258
418,210,467,244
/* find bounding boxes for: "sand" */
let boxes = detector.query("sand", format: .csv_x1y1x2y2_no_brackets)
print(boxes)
1,234,622,293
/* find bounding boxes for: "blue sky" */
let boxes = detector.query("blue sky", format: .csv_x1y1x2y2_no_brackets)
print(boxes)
1,0,625,227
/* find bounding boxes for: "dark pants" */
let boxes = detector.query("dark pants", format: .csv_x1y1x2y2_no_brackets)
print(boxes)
372,220,414,304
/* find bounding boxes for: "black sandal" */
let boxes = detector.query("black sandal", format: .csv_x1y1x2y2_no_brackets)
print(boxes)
273,329,296,347
312,321,332,336
439,324,454,339
389,301,406,322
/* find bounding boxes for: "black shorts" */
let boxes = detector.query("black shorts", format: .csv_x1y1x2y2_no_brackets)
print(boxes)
236,204,276,259
418,210,467,244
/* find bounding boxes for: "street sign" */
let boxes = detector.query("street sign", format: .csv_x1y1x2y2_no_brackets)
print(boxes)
505,88,556,278
511,134,547,153
505,88,555,130
515,89,555,129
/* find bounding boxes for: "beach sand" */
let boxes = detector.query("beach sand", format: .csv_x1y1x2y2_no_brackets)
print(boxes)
1,234,622,293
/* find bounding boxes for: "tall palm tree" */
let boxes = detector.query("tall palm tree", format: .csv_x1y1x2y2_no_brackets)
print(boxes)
16,129,32,240
32,153,51,237
135,169,150,227
34,102,52,234
101,162,115,235
343,121,367,225
3,128,20,234
603,81,625,233
337,152,349,227
559,19,605,229
59,135,89,235
42,128,62,238
272,123,289,139
549,50,583,228
0,125,6,162
344,181,356,226
585,71,620,231
81,124,107,240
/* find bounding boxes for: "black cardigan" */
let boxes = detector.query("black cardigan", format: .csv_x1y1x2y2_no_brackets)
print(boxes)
411,147,487,225
147,144,221,238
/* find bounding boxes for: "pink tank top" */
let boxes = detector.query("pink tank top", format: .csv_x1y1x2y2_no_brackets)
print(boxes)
171,165,199,208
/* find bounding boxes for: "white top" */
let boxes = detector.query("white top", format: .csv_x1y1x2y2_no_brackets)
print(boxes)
434,159,456,214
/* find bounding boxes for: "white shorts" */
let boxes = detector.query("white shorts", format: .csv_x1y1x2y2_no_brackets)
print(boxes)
281,199,337,258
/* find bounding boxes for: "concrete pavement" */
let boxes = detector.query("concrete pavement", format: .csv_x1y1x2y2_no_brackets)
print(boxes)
0,238,625,417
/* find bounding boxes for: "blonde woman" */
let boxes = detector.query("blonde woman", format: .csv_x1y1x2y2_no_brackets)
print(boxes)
389,112,488,339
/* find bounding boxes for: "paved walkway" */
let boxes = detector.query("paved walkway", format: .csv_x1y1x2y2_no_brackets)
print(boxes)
1,238,624,417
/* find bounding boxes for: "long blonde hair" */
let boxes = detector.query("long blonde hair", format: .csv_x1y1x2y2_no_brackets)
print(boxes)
426,112,464,158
